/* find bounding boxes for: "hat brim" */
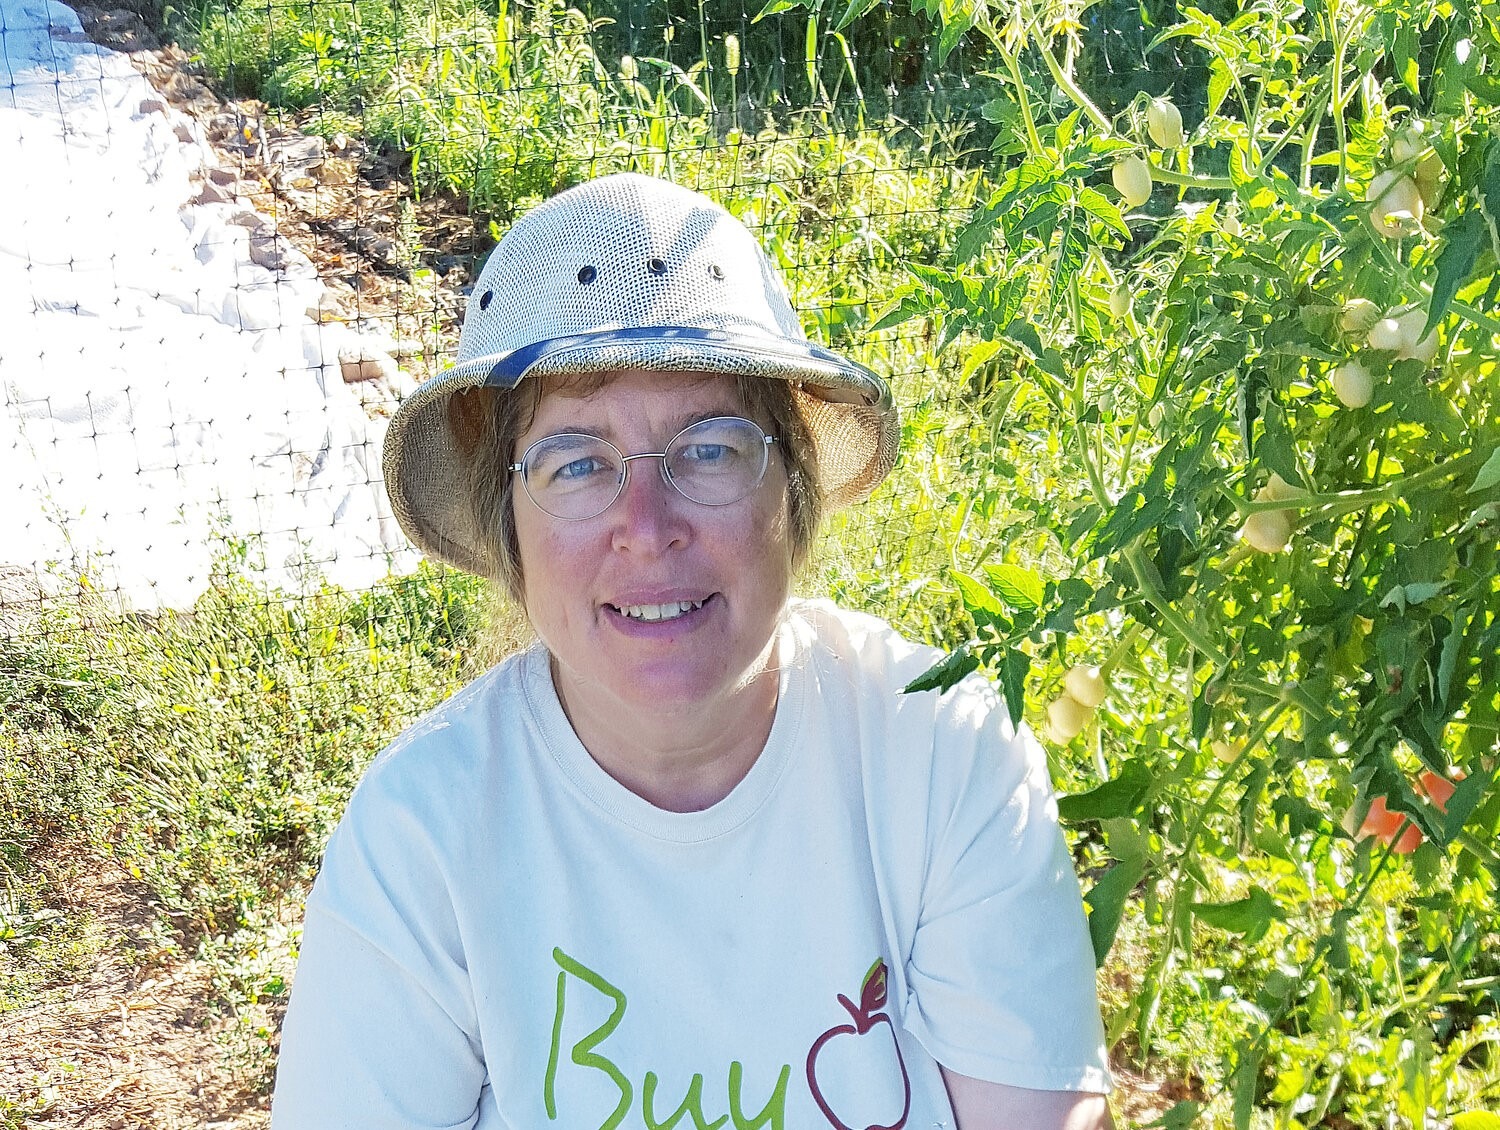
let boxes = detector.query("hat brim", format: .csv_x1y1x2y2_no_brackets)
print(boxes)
382,326,899,576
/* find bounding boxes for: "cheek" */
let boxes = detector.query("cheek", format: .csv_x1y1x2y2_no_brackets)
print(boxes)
513,506,572,611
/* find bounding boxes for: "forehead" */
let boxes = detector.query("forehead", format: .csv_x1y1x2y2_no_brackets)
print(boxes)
524,370,751,435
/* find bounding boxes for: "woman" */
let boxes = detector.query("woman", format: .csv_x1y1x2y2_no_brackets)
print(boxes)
272,173,1114,1129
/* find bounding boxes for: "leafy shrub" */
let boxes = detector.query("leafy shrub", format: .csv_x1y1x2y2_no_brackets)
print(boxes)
815,0,1500,1122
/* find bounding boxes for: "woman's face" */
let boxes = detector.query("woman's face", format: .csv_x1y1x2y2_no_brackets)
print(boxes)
512,369,795,722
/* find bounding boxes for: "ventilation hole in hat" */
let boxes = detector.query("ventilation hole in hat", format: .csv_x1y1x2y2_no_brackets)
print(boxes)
708,263,725,280
478,290,493,311
577,265,597,284
647,257,668,276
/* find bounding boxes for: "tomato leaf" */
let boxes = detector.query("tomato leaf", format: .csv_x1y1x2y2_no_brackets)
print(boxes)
1207,57,1232,120
1255,398,1301,485
995,645,1029,730
903,647,978,694
1437,604,1473,707
1425,209,1485,340
1076,185,1130,238
753,0,800,18
982,563,1044,611
1328,909,1351,970
952,570,1003,617
954,201,1004,264
1478,137,1500,260
1083,857,1144,966
1231,1040,1261,1130
1059,759,1154,822
1467,447,1500,494
1192,886,1280,942
1445,768,1494,843
1146,1100,1202,1129
1002,320,1070,386
1454,1112,1500,1130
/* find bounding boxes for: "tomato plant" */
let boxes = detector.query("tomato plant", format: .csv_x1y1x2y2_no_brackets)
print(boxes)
789,0,1500,1122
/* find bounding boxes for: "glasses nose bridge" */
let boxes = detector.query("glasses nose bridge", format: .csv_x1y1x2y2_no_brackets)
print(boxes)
616,447,679,501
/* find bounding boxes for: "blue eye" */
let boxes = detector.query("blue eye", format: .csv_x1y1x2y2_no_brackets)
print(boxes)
554,455,608,482
679,443,729,464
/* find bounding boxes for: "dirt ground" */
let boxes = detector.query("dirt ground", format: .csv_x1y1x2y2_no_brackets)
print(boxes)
0,859,274,1129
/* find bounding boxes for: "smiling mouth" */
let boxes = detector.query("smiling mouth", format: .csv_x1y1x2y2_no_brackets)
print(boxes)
609,598,708,623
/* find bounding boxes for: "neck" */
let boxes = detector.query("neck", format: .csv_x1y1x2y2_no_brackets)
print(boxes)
551,647,781,813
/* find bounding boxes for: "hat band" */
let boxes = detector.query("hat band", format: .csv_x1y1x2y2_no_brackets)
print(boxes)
481,325,884,401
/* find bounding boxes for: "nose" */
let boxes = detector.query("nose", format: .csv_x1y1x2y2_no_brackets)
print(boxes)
610,455,690,553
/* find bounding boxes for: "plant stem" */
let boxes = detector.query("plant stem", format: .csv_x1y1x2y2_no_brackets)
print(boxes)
1148,163,1235,192
997,44,1044,157
1031,36,1111,133
1123,546,1232,668
1141,700,1284,1047
1225,449,1487,519
1100,623,1146,679
1456,829,1500,873
1329,10,1352,193
1440,297,1500,338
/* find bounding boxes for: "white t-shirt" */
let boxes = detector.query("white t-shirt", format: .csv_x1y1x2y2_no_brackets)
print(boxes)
272,600,1110,1129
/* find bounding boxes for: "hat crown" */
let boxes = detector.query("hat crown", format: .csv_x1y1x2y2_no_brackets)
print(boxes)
458,174,807,364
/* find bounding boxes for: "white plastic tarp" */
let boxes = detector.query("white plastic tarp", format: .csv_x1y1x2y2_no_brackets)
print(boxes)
1,0,418,612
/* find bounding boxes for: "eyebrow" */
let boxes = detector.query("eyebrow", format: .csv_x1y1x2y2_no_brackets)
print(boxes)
538,406,748,444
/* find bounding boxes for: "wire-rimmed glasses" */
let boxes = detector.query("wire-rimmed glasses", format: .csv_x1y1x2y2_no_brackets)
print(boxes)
509,416,777,521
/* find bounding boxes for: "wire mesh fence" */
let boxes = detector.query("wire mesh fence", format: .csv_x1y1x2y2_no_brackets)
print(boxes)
2,0,1197,1122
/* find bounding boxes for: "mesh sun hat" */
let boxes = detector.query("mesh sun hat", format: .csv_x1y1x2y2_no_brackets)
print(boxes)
383,172,900,576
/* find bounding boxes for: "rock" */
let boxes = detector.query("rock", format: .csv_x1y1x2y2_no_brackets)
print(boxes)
226,209,270,231
318,157,357,186
338,340,403,384
266,133,326,187
305,274,361,324
207,166,238,186
74,6,156,50
351,372,413,418
248,228,292,272
138,97,166,115
190,178,233,205
352,227,397,266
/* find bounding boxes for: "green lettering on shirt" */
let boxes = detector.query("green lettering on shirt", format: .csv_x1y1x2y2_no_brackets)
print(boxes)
543,948,791,1130
728,1061,789,1130
642,1072,729,1130
545,947,632,1129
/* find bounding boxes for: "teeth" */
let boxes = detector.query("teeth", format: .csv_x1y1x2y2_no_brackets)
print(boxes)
617,599,705,622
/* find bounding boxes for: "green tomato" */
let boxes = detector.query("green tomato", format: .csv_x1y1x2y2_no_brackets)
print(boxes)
1064,665,1108,709
1112,155,1153,209
1331,362,1374,408
1147,98,1185,149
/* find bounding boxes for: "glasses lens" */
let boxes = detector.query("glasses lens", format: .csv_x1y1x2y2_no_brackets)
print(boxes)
664,417,769,506
521,434,624,519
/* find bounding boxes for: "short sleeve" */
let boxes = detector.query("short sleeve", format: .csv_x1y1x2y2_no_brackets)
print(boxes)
271,757,487,1129
901,696,1112,1094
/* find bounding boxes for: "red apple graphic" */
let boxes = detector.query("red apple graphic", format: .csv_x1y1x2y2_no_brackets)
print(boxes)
805,958,912,1130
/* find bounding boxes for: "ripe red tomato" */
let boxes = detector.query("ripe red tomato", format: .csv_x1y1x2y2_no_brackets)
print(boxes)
1416,770,1457,813
1358,796,1402,840
1358,796,1423,853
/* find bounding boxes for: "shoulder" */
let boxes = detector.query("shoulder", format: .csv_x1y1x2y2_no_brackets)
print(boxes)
786,597,1013,738
342,644,543,832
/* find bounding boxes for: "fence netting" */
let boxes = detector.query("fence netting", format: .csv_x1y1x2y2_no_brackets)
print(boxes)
2,0,1196,1122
